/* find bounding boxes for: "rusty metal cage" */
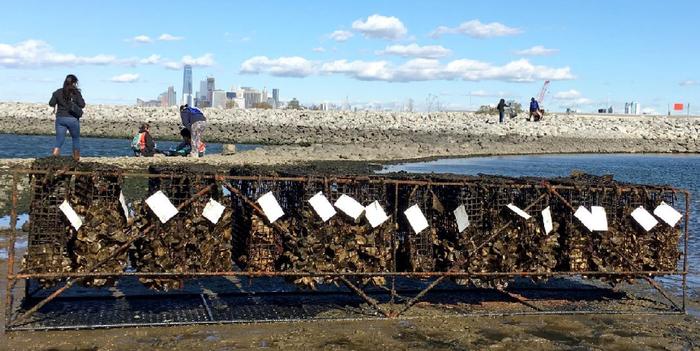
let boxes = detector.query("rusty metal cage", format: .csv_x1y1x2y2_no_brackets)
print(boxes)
2,166,692,331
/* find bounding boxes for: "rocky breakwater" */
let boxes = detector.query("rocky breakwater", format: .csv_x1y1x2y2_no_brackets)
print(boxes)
0,102,698,153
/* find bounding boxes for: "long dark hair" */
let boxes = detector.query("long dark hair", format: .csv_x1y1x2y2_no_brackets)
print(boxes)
62,74,79,100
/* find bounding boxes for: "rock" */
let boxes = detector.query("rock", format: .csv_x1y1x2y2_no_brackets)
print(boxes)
222,144,236,155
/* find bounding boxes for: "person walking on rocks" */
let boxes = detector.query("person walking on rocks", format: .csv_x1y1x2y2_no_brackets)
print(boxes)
179,104,207,157
49,74,85,161
497,98,507,123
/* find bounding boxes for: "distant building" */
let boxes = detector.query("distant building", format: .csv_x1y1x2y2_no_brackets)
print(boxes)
206,77,215,104
136,98,161,107
624,102,640,115
226,91,236,100
197,79,208,107
233,97,246,109
211,90,227,108
167,86,176,107
240,87,261,108
182,65,192,105
272,88,279,108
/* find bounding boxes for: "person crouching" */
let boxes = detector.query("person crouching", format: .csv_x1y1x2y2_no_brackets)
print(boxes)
179,104,207,157
131,123,156,157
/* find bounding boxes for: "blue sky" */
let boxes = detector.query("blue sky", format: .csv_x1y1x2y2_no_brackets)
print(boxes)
1,0,698,113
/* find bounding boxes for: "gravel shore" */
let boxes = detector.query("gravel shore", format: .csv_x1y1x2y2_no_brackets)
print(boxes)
1,102,698,152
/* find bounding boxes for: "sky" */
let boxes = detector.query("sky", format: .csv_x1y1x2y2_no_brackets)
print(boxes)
1,0,698,113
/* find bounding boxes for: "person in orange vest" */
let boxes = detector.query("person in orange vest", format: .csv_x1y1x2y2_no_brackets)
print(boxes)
131,123,156,156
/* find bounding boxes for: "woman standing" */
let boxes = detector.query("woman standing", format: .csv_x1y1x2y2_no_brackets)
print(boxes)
49,74,85,161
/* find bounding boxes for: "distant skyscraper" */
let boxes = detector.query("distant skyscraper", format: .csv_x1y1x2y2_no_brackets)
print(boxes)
182,65,192,106
167,86,176,107
206,77,215,104
272,88,279,108
211,90,227,108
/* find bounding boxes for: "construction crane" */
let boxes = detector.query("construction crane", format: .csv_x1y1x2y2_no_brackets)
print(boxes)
536,80,550,105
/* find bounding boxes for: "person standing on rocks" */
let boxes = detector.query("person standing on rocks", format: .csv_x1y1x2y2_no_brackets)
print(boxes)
49,74,85,161
179,104,206,157
497,98,507,123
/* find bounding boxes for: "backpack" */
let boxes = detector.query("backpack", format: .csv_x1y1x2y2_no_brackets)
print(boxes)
131,132,145,152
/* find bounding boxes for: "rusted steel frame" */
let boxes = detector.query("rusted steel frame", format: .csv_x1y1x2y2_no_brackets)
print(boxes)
397,276,447,315
682,190,690,312
495,288,542,311
221,182,285,232
4,171,19,331
544,183,685,312
391,182,399,303
10,270,683,279
10,183,216,327
337,276,392,318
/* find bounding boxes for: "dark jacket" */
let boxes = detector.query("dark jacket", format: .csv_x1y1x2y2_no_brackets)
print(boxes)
179,107,206,130
530,100,540,112
497,100,507,112
49,88,85,118
142,132,156,157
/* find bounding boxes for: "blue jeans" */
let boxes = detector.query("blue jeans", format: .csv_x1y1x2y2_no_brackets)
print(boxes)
55,116,80,151
499,110,504,123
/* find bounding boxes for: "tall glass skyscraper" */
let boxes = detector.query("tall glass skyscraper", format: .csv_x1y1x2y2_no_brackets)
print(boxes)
182,64,193,105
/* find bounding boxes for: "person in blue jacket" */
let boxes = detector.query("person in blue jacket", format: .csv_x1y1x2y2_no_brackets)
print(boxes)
179,104,207,157
529,97,542,121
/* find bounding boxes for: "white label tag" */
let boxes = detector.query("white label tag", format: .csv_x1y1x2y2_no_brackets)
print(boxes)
631,206,658,232
365,201,389,228
202,198,226,224
507,203,531,219
257,191,284,223
654,201,682,227
590,206,608,231
145,191,179,224
453,204,470,233
404,204,429,234
308,192,336,222
574,206,595,232
334,194,365,220
542,206,553,234
119,191,130,220
59,200,83,230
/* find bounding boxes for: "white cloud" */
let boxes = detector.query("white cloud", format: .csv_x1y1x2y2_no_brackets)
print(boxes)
553,90,593,106
679,80,698,86
515,45,559,56
164,53,216,70
377,43,451,58
240,56,315,77
553,89,582,99
131,35,153,43
158,33,184,41
430,20,521,38
352,14,407,39
240,53,573,82
312,47,326,53
328,30,353,42
0,40,116,68
110,73,140,83
138,54,161,65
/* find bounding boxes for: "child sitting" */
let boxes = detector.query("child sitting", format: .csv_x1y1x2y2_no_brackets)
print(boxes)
130,123,156,156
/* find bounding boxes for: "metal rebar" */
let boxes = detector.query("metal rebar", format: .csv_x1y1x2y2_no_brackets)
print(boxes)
337,276,392,318
682,191,689,313
4,171,19,332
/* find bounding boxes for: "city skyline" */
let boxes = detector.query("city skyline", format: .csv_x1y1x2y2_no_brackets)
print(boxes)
1,1,698,114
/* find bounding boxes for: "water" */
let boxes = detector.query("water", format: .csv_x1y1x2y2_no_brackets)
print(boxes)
383,154,700,287
0,134,260,158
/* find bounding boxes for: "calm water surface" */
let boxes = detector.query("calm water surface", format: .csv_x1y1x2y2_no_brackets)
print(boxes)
0,133,259,158
383,154,700,287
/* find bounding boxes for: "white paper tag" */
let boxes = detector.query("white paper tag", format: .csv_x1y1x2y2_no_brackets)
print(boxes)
145,191,179,224
453,204,470,233
119,191,130,220
59,200,83,230
257,191,284,223
631,206,658,232
334,194,365,220
507,203,531,219
365,201,389,228
654,201,682,227
590,206,608,231
574,206,594,231
542,206,553,234
308,192,336,222
404,204,429,234
202,198,226,224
